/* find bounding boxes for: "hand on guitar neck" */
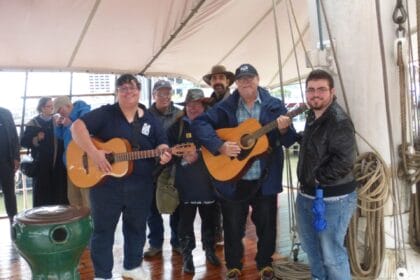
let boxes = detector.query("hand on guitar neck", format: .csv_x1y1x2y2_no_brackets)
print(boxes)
276,115,292,134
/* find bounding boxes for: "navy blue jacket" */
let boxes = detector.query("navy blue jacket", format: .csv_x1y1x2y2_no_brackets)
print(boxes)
168,117,215,203
80,103,168,183
191,87,297,199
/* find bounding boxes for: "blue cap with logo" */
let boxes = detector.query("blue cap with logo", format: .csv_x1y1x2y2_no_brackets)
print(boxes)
234,63,259,80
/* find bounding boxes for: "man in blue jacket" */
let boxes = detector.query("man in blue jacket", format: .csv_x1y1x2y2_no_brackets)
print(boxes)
192,64,297,280
53,96,91,208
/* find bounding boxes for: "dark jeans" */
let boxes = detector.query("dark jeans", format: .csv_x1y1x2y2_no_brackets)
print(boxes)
146,186,179,248
0,162,17,222
221,180,277,271
178,202,217,249
89,176,153,279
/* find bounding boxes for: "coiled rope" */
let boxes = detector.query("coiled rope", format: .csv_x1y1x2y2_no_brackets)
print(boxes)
347,150,390,280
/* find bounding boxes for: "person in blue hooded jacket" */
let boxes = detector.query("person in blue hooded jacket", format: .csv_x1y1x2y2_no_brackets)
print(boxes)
191,64,297,280
53,96,91,208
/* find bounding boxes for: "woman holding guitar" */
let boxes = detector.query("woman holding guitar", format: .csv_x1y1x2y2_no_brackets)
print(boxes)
71,74,172,280
192,64,298,280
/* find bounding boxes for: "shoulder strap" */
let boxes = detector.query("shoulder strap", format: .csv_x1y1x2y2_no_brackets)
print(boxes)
177,118,184,142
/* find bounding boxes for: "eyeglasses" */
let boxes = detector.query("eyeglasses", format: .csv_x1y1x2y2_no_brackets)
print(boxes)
156,92,172,98
118,86,138,93
305,87,330,94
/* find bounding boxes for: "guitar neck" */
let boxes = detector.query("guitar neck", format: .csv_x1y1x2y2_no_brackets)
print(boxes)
252,120,278,139
247,106,306,140
113,148,166,162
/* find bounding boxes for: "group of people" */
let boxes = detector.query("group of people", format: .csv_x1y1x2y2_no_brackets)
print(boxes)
0,95,91,224
0,64,358,280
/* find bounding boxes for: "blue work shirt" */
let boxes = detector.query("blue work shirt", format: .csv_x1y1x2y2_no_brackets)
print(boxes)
80,103,168,183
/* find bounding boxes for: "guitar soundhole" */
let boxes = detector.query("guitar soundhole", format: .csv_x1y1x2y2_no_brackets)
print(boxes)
106,153,115,164
240,134,255,149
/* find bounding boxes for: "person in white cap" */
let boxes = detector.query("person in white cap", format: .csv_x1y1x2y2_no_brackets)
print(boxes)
53,96,91,208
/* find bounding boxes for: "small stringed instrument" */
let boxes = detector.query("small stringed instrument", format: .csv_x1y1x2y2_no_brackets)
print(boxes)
201,104,307,182
66,137,195,188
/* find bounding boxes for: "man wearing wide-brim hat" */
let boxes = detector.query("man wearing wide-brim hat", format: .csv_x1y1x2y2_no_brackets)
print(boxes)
177,88,211,107
170,88,221,274
203,65,235,106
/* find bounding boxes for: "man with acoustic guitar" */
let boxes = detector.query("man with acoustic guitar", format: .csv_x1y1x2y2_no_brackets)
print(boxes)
71,74,172,280
192,64,297,280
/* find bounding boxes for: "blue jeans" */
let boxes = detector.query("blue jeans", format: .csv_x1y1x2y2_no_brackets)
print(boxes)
90,176,153,279
296,191,357,280
146,187,179,248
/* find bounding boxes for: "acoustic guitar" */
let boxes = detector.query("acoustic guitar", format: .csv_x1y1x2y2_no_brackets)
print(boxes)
201,104,307,182
66,137,195,188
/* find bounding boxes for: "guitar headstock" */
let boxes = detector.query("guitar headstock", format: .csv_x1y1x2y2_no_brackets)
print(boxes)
171,143,196,156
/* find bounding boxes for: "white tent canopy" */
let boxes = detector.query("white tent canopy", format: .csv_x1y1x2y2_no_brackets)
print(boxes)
0,0,311,87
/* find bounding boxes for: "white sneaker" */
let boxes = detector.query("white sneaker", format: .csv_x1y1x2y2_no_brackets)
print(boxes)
122,266,151,280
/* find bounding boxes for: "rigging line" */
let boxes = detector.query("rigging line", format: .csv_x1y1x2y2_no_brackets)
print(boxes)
217,0,283,66
67,0,102,68
285,0,305,103
316,0,325,50
404,0,418,142
319,0,358,155
272,0,285,102
375,0,407,269
289,0,313,70
138,0,206,75
267,23,310,87
405,0,420,143
318,0,351,118
416,0,420,139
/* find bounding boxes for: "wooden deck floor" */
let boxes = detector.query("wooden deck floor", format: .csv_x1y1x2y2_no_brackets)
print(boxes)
0,190,307,279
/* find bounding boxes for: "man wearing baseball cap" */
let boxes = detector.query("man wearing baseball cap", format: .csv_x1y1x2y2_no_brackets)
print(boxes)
144,79,183,258
192,63,297,280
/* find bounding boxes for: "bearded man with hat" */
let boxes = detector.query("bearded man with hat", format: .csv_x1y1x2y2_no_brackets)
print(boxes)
202,64,235,245
167,88,221,274
203,65,235,106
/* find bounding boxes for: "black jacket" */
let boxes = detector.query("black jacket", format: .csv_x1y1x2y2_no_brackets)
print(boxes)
297,100,357,197
0,107,20,165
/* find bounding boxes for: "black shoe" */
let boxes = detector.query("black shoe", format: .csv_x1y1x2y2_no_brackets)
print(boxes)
183,256,195,274
143,246,162,258
259,266,274,280
205,250,221,266
172,245,182,255
226,268,241,280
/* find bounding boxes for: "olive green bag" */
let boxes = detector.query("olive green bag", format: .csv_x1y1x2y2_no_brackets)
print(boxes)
156,120,183,214
156,165,179,214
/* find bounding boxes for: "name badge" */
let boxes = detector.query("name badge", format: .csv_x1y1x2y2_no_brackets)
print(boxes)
141,123,151,136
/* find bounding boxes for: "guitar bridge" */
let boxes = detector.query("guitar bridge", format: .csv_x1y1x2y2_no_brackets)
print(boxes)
82,153,89,174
